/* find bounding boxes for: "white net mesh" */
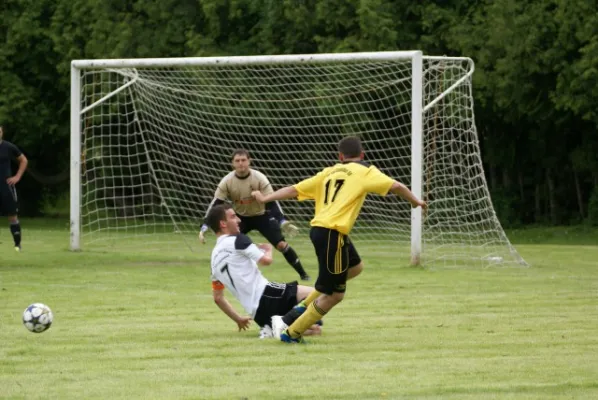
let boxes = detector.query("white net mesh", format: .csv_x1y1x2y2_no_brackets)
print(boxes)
76,53,525,267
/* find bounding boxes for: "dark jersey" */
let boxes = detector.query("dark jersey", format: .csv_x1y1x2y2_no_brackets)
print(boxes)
0,141,22,180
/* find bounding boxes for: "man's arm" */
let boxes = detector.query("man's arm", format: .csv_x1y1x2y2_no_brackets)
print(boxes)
389,181,427,209
6,154,28,185
365,167,426,210
253,171,324,204
212,287,252,331
256,243,273,266
258,174,299,236
235,234,273,266
257,172,285,220
252,186,298,204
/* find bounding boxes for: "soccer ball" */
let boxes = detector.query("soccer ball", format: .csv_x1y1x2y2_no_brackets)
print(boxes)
22,303,53,333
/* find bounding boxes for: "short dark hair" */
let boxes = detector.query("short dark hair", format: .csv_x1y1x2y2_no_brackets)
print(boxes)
231,149,250,161
205,204,233,233
338,136,363,158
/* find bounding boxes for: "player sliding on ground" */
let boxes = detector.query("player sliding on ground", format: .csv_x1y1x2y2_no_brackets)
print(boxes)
207,204,321,338
252,136,427,343
200,149,310,281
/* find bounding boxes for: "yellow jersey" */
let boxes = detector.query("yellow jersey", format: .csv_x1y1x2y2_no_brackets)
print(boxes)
294,161,395,234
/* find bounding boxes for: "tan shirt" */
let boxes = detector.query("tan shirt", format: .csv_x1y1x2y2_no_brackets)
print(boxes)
215,169,275,216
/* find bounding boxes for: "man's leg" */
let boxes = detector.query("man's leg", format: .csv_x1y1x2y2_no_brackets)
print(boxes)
279,285,316,327
276,263,362,332
259,214,309,280
283,227,349,341
304,326,322,336
296,237,362,308
8,215,21,251
275,240,309,280
238,215,251,235
300,236,362,301
297,262,361,307
3,186,21,251
285,290,343,341
295,285,313,302
271,284,322,338
265,200,299,238
281,244,364,326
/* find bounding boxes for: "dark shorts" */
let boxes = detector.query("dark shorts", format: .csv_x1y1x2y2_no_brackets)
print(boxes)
253,281,298,327
0,184,18,216
310,226,362,295
239,214,285,246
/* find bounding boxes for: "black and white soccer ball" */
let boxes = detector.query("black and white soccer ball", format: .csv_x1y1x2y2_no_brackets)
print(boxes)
22,303,53,333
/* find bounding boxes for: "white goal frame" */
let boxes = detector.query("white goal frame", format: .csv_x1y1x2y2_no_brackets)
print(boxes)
70,51,490,266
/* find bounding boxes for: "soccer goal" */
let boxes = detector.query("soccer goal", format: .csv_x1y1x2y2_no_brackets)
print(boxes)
70,51,526,267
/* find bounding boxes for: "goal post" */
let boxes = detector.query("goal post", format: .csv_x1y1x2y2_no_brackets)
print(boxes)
70,63,81,252
411,52,423,266
70,51,526,267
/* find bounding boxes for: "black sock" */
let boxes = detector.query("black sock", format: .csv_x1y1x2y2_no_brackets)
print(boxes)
282,307,304,326
10,221,21,246
282,245,307,277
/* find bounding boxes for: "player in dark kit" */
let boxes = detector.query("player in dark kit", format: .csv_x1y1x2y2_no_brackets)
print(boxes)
0,126,28,252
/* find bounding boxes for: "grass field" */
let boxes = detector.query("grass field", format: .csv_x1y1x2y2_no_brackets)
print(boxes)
1,220,597,399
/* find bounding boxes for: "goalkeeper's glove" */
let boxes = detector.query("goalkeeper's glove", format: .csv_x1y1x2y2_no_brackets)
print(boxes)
280,219,299,238
199,224,209,244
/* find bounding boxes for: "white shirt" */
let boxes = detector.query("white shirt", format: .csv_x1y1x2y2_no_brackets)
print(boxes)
210,234,268,317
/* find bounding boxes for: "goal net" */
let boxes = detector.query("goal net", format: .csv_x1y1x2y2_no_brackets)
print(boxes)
71,51,526,267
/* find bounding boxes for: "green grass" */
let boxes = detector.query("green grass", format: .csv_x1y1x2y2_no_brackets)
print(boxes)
1,219,597,399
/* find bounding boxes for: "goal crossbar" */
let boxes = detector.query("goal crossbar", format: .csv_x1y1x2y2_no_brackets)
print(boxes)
71,51,422,69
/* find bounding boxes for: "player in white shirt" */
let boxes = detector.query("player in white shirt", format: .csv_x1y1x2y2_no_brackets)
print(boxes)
200,149,310,281
206,203,322,337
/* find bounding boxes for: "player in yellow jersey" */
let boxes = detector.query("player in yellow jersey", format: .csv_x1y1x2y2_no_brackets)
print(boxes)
252,136,427,343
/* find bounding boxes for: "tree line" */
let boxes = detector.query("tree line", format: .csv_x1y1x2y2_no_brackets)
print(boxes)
1,0,597,226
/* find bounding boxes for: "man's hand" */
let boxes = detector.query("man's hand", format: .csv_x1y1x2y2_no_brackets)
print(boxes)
236,316,252,331
257,243,273,252
251,190,266,203
199,224,209,244
280,220,299,238
412,199,428,210
6,176,20,186
257,243,274,266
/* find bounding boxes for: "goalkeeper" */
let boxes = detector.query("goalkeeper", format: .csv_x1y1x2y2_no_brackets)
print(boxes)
200,149,310,281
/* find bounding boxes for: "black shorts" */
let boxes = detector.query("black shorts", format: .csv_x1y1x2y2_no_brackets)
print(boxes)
0,184,18,216
310,226,362,295
253,281,298,327
239,214,285,246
